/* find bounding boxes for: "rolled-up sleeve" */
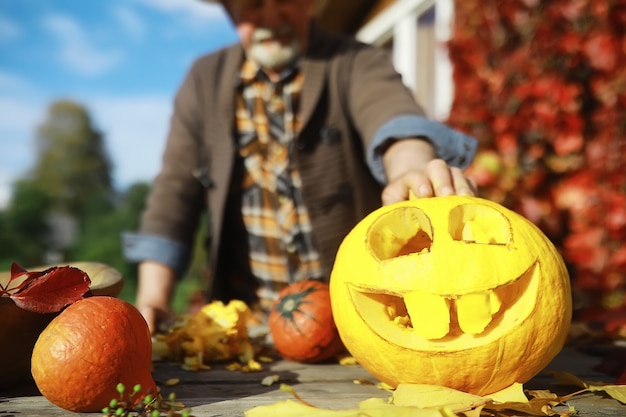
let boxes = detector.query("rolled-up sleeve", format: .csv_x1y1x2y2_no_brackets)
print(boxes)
367,114,478,184
121,232,191,277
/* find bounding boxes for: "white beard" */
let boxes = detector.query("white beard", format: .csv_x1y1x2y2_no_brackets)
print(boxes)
248,27,301,70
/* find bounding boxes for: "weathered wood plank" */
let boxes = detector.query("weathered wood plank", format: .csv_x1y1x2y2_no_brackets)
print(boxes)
1,347,624,417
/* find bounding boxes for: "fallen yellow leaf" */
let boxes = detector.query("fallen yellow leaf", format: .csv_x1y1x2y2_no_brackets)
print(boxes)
587,384,626,404
338,355,357,366
391,383,487,412
353,378,375,386
550,371,626,404
261,374,280,386
487,382,528,403
164,377,180,387
244,398,460,417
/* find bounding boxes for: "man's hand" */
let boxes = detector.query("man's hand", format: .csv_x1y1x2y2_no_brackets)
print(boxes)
136,261,177,335
381,139,476,206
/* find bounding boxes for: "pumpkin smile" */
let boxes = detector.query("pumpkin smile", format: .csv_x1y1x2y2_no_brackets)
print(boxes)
346,260,539,350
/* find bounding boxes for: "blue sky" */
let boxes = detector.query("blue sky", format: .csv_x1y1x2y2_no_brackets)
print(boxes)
0,0,239,208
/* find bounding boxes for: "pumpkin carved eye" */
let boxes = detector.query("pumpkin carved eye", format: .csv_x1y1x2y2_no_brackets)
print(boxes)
368,207,433,261
450,204,510,245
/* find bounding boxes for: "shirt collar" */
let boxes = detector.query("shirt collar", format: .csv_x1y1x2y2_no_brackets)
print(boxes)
239,57,300,86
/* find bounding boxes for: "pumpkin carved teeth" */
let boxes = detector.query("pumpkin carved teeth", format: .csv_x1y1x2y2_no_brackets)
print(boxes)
456,292,496,335
403,290,498,339
347,261,539,345
404,290,451,339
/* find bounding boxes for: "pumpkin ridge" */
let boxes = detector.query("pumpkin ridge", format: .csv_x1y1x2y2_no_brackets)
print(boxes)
480,337,506,393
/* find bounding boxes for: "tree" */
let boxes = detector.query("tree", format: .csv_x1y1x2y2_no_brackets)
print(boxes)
1,100,115,268
67,182,152,302
0,179,52,268
31,100,113,220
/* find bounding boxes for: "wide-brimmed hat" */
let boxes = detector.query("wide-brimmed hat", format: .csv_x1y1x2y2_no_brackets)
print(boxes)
201,0,328,14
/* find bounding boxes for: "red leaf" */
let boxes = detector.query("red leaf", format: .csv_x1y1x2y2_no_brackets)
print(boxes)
10,262,27,276
610,247,626,270
9,266,91,313
1,262,29,292
583,33,618,72
553,132,584,156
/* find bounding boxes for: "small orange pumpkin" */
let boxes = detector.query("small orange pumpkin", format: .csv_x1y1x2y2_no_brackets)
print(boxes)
269,280,344,363
31,296,157,412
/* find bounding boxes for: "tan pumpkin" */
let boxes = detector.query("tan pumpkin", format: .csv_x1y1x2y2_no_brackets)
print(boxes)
329,196,572,395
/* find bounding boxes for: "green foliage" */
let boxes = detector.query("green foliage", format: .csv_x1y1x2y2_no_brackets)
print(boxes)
0,179,52,266
101,383,193,417
0,99,207,315
67,183,151,298
32,100,113,218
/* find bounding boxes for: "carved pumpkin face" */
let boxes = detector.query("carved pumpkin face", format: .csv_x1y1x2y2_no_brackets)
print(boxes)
330,196,571,396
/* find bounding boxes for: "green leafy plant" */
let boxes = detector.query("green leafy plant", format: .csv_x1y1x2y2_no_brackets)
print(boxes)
101,383,193,417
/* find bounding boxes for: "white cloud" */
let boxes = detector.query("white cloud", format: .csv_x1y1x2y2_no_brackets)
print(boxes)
0,70,38,96
42,13,124,77
112,5,146,41
0,83,46,205
85,94,173,189
0,93,44,209
0,15,21,42
137,0,224,18
135,0,230,31
0,72,47,157
0,96,44,134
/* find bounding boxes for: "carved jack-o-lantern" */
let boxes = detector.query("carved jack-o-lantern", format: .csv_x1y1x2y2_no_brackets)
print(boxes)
330,196,572,396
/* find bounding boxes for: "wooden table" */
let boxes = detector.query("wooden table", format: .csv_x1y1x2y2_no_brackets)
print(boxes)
1,345,624,416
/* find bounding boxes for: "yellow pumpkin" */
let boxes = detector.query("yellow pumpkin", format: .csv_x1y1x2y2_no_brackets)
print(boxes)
329,196,572,396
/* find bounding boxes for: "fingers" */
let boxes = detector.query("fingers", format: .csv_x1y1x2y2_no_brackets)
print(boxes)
381,170,430,205
426,159,455,196
137,305,175,335
137,305,157,335
381,159,476,206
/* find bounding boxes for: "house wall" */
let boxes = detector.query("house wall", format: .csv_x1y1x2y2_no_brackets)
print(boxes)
355,0,454,121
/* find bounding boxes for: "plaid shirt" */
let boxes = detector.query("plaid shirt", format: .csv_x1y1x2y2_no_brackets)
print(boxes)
235,58,323,309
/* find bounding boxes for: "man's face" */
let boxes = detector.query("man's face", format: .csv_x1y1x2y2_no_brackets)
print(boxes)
226,0,315,71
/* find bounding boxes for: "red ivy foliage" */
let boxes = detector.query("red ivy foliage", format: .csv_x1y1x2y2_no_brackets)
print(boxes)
446,0,626,314
0,263,91,313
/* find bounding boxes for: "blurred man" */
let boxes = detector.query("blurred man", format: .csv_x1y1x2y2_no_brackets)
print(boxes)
123,0,477,333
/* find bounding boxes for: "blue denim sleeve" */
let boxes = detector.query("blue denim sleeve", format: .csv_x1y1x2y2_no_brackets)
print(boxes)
367,114,478,184
121,232,191,277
